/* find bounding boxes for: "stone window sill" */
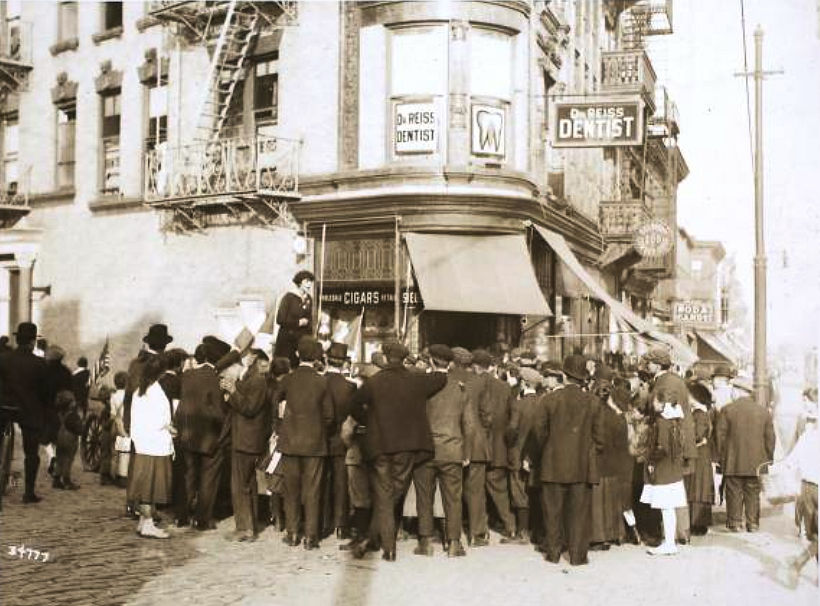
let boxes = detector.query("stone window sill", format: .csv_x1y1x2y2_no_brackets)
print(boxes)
29,189,75,207
49,38,79,56
136,16,160,32
92,26,124,45
89,194,144,212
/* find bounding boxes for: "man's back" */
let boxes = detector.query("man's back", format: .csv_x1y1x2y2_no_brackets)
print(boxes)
717,396,776,476
276,366,330,456
178,365,224,455
0,347,48,429
427,375,474,463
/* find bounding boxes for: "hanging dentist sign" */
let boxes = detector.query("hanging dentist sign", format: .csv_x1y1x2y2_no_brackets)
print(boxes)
552,97,644,148
471,104,506,157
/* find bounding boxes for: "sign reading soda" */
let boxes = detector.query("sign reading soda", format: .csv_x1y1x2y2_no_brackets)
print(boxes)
634,219,673,257
552,97,643,147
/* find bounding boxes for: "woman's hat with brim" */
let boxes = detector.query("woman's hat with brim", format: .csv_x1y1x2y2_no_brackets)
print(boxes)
687,381,714,406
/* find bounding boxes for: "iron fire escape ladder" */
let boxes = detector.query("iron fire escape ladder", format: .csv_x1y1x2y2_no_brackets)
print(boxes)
192,1,260,144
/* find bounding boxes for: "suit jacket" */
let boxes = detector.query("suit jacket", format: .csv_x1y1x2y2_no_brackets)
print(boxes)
539,384,604,484
716,396,776,476
426,374,476,463
350,364,446,458
450,367,491,463
598,403,632,480
480,373,514,468
324,371,357,457
650,371,697,465
507,392,542,471
177,365,227,455
0,347,50,430
228,369,272,455
274,365,331,457
273,291,312,360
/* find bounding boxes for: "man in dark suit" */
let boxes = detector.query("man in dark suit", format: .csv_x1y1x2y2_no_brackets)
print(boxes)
274,270,314,368
350,341,447,562
716,377,776,532
0,322,50,503
72,356,90,418
273,336,332,549
539,354,604,566
412,345,476,558
177,344,228,530
323,342,357,539
221,349,272,542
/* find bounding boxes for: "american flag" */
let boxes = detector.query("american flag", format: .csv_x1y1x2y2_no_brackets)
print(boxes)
90,337,111,386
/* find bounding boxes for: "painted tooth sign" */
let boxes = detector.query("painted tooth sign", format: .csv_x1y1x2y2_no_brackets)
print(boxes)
471,104,505,157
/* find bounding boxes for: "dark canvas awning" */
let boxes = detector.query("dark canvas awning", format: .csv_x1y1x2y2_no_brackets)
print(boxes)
534,225,698,367
404,233,552,316
695,329,737,365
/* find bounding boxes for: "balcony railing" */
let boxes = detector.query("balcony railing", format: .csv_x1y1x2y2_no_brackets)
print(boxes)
0,190,30,228
601,50,656,110
599,200,651,242
144,135,300,204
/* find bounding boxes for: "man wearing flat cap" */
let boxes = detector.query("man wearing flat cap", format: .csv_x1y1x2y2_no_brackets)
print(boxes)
323,342,358,540
412,345,477,558
349,340,447,562
716,377,775,532
274,270,315,368
273,336,332,550
0,322,50,503
538,354,604,566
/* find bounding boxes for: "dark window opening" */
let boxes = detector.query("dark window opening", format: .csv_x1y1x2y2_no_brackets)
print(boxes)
104,2,123,30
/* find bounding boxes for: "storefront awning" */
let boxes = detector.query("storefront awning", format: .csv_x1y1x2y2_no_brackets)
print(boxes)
534,225,698,367
404,233,552,316
598,243,641,269
695,329,737,365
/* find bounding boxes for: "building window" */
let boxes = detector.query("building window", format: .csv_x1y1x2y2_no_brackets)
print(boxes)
1,113,18,195
469,28,512,160
101,91,121,194
218,73,245,139
103,1,123,31
691,259,703,281
145,83,167,151
253,55,278,128
58,1,78,41
56,104,76,189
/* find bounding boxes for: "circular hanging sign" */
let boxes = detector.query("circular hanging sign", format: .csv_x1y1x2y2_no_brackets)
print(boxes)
634,219,673,257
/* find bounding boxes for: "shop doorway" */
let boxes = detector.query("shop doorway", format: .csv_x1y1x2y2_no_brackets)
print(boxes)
419,311,520,351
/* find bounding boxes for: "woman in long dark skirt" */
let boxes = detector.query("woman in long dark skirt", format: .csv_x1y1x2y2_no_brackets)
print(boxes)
684,381,715,535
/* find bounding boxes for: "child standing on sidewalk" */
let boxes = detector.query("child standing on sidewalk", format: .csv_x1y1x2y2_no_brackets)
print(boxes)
54,391,83,490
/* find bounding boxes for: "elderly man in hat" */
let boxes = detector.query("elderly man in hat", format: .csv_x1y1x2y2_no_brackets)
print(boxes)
274,270,315,368
274,336,332,550
0,322,50,503
349,340,447,562
539,354,604,566
412,345,476,558
711,364,735,410
323,341,358,540
220,348,272,542
715,376,776,532
504,366,545,545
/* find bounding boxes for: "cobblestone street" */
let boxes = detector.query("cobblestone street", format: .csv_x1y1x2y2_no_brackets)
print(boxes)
1,433,817,606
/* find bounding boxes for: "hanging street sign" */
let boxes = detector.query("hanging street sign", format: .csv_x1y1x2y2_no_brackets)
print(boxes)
634,219,673,257
552,97,644,147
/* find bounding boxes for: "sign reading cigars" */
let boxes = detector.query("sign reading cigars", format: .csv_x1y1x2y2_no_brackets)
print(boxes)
552,97,644,148
394,102,438,154
321,285,421,308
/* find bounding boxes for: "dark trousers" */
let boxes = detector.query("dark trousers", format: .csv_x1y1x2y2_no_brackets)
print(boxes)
414,460,463,542
464,463,488,537
486,466,515,535
21,427,40,497
541,482,592,565
330,455,349,529
55,438,78,483
509,469,529,510
183,448,224,526
281,454,324,540
231,451,259,533
372,452,416,552
725,475,761,529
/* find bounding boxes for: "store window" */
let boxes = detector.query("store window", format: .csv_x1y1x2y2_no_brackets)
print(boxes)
103,1,123,31
58,1,77,41
469,28,512,160
145,83,167,152
253,55,278,129
56,104,76,189
1,113,18,196
389,25,447,160
100,91,121,194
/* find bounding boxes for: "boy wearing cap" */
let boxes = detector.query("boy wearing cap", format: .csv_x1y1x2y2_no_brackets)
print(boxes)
412,344,476,558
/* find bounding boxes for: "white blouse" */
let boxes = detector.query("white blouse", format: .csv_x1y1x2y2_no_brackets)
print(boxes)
130,382,173,456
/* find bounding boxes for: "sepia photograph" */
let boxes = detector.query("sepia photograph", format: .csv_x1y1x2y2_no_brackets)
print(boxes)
0,0,817,604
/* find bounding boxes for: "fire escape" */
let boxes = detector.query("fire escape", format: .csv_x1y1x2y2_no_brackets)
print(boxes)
144,1,301,233
0,13,32,228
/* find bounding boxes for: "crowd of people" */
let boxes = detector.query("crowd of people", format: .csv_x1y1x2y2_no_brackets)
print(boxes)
0,284,816,579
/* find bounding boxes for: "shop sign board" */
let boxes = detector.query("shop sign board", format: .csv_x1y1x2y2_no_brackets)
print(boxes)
673,300,715,326
471,104,505,157
394,102,438,154
552,97,643,148
634,219,673,257
320,285,421,308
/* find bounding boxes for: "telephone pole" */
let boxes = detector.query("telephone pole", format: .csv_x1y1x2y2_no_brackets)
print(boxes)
736,26,782,408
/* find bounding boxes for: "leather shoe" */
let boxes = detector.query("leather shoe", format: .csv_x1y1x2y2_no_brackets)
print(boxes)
22,493,42,504
589,542,611,551
282,532,300,546
336,527,350,540
472,534,490,547
726,525,742,533
447,539,466,557
339,538,362,552
304,537,320,550
382,549,396,562
500,532,528,545
746,525,759,533
413,537,434,556
543,553,560,564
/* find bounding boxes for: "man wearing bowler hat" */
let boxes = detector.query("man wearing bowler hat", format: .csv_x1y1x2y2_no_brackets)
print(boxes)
349,340,447,562
274,270,315,368
0,322,49,503
539,354,604,566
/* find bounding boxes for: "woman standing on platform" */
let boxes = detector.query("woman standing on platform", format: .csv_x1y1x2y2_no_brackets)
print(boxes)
685,381,715,536
274,270,315,368
129,356,175,539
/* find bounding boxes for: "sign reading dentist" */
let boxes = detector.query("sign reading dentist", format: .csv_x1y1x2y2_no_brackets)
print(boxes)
394,102,438,154
552,98,643,147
